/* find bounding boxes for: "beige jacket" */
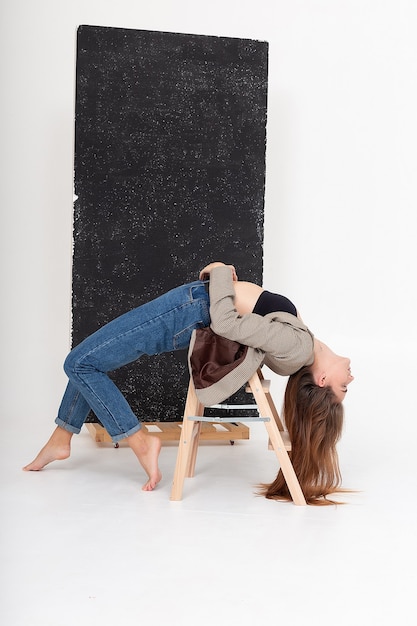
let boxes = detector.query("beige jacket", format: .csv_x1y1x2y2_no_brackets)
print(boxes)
188,265,314,405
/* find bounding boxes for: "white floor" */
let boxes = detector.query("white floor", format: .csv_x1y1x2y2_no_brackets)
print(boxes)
1,392,416,626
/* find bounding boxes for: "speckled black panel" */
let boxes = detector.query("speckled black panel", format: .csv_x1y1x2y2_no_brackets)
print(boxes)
73,25,268,422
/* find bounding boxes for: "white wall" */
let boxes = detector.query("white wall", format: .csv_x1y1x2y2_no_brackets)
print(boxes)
1,1,416,465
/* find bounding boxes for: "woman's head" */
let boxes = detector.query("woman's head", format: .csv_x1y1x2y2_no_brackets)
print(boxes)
259,366,346,505
309,339,354,402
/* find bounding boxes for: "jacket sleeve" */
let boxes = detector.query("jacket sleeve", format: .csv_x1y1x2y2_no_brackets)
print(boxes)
208,266,314,369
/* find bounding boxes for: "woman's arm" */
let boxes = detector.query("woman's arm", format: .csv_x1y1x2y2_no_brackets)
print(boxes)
200,262,264,314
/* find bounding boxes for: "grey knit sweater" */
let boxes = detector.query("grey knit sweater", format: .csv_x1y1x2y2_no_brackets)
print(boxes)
187,265,314,405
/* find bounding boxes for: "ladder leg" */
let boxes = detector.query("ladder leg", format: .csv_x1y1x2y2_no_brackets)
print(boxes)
248,372,306,506
187,417,203,477
264,384,284,450
170,380,203,501
263,418,306,505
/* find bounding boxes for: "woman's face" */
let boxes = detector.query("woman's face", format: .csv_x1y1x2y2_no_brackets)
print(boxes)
312,341,354,402
326,355,354,402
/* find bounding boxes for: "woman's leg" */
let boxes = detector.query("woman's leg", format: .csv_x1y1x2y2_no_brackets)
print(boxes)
23,380,91,471
23,426,73,470
58,281,209,440
23,425,162,490
24,281,209,489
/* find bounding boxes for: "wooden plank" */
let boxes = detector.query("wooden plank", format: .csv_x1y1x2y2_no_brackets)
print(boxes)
86,421,249,444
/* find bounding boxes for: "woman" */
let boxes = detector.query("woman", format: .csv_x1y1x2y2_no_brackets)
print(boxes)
24,262,354,504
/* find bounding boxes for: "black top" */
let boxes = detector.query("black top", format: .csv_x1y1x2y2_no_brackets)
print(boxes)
252,290,297,317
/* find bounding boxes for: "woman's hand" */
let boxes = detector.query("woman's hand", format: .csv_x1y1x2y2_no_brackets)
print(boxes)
199,262,238,281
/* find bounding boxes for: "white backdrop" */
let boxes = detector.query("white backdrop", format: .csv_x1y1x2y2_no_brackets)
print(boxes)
1,1,416,476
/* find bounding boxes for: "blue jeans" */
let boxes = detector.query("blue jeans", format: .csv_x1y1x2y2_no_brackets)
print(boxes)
55,281,210,442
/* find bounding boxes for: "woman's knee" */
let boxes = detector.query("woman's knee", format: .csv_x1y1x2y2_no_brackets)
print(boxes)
63,350,77,378
63,347,91,379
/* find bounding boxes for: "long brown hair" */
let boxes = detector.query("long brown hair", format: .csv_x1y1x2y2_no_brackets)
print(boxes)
259,367,345,505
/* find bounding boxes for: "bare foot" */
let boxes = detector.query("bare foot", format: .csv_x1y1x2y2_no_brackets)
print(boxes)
23,426,72,471
126,430,162,491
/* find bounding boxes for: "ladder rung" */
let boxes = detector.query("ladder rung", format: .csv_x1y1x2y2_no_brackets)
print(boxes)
188,416,270,423
278,430,292,451
246,379,271,393
208,404,258,410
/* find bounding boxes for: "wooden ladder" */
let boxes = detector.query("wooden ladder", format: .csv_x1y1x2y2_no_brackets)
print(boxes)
170,369,306,505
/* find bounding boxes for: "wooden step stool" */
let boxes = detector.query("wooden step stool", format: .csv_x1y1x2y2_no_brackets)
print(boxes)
170,369,306,505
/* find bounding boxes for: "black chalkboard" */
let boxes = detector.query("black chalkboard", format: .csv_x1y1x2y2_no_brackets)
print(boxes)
73,25,268,422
